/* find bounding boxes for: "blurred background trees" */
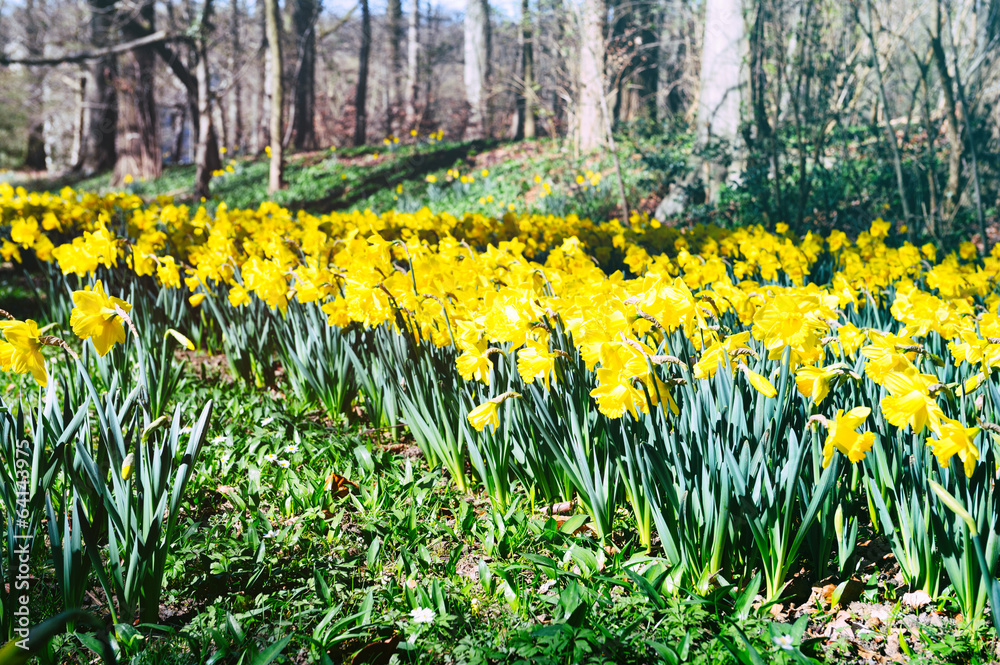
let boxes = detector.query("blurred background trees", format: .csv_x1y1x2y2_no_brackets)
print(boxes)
0,0,998,243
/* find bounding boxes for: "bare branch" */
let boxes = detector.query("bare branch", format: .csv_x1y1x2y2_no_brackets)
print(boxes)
0,30,190,67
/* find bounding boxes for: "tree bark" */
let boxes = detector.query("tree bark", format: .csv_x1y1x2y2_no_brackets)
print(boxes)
861,0,912,227
194,0,218,197
264,0,286,190
291,0,318,149
71,77,88,169
463,0,491,138
22,0,47,170
515,0,535,139
229,0,244,152
578,0,605,152
404,0,420,129
114,0,162,184
387,0,402,131
930,0,962,224
354,0,371,146
79,0,118,174
697,0,744,199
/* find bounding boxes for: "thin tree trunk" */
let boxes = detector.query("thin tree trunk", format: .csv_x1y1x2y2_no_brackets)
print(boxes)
405,0,420,128
463,0,491,139
930,0,963,227
516,0,535,139
229,0,244,152
862,0,912,227
172,104,187,163
387,0,402,132
265,0,285,190
946,8,988,249
578,0,605,152
71,77,88,169
354,0,371,146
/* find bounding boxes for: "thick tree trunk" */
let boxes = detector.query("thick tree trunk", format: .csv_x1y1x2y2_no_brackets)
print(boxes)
114,0,162,184
264,0,285,190
515,0,535,139
354,0,371,146
463,0,491,138
697,0,744,199
387,0,402,131
292,0,318,149
23,0,47,170
405,0,420,128
79,0,118,174
578,0,605,152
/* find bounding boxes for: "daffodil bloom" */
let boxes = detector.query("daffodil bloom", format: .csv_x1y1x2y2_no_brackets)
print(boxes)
467,391,520,432
467,401,499,432
456,338,494,385
70,280,133,356
879,367,943,434
822,407,876,467
0,319,48,386
795,365,835,404
927,418,979,477
516,338,558,388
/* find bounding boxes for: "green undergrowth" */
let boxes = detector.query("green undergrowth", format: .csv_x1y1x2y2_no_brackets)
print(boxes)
15,363,990,665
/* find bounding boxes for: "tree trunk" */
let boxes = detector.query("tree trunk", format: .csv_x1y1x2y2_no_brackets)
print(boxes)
930,0,962,225
354,0,371,146
861,0,912,228
515,0,535,139
387,0,402,131
194,0,217,197
405,0,420,128
79,0,118,174
697,0,744,199
23,0,47,171
292,0,318,149
578,0,605,152
265,0,286,190
172,104,187,163
463,0,491,138
71,77,88,169
229,0,244,152
255,0,270,154
114,0,162,184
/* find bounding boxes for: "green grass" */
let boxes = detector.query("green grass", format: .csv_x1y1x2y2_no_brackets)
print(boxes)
22,137,691,224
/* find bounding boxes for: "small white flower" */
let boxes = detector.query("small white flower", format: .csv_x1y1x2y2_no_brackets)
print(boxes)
263,453,277,463
220,455,230,466
773,634,794,650
263,529,277,539
212,435,227,444
409,607,435,624
284,444,299,454
276,459,290,469
261,417,274,426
